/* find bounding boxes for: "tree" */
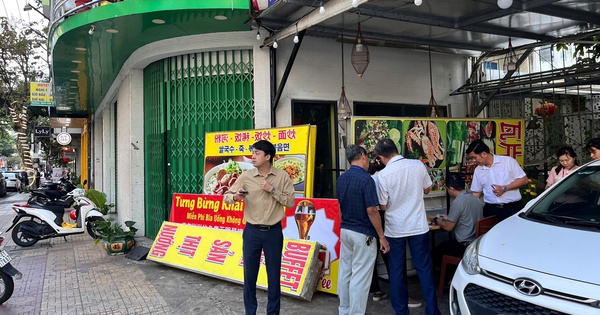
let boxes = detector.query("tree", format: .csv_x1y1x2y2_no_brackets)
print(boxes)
556,35,600,64
0,17,49,171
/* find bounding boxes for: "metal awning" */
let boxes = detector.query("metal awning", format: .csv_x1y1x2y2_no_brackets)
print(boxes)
255,0,599,55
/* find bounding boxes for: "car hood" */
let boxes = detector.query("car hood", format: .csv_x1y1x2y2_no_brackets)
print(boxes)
479,214,600,285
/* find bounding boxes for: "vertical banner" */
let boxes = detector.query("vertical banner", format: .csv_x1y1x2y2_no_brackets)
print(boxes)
168,195,342,294
352,118,525,193
203,125,316,197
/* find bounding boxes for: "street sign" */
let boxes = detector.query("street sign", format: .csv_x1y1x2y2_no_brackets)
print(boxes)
56,132,72,146
34,126,51,137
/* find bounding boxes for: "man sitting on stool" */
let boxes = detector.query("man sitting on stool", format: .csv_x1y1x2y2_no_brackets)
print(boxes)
428,174,483,269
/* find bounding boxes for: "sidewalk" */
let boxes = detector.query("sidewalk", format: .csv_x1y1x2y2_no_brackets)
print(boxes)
0,193,450,314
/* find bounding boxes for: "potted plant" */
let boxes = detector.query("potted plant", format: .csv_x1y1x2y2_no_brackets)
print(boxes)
93,219,137,255
85,189,115,215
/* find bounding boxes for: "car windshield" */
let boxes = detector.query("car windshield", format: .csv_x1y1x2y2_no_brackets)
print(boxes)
524,165,600,230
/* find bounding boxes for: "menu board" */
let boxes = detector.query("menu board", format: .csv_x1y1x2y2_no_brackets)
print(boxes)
352,118,525,193
204,125,317,197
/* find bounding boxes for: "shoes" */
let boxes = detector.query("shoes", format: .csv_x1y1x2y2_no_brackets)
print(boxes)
408,297,422,308
372,291,388,301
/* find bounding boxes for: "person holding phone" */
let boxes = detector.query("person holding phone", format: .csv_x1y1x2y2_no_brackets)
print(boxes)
223,140,295,315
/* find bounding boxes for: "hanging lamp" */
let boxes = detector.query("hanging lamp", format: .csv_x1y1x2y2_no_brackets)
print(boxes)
338,35,351,148
504,37,518,73
351,12,369,78
339,35,351,122
426,46,439,117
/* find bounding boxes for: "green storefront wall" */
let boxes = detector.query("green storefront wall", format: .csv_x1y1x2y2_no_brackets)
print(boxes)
144,50,254,238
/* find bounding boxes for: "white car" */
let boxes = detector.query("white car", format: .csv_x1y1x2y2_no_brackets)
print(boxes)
450,160,600,315
3,173,21,191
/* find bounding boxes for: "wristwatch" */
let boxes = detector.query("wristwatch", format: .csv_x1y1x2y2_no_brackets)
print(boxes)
503,186,509,192
270,187,276,195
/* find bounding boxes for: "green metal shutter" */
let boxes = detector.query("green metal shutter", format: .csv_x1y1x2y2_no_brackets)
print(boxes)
144,50,254,238
144,60,167,238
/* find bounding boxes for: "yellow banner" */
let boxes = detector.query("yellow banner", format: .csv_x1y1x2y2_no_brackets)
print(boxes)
205,126,311,156
203,125,316,197
29,82,53,106
147,222,322,300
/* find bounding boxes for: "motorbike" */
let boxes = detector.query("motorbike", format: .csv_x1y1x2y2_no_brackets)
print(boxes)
6,188,105,247
27,178,78,207
0,232,22,304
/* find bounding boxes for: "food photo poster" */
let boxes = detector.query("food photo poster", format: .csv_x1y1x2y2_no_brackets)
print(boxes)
203,125,317,197
352,118,524,193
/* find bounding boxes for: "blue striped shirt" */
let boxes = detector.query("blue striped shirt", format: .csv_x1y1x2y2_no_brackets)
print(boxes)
336,165,379,237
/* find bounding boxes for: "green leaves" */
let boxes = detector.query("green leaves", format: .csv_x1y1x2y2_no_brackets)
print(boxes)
92,219,137,245
85,189,115,215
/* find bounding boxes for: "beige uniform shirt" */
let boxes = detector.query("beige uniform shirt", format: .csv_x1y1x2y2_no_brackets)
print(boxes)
223,166,295,226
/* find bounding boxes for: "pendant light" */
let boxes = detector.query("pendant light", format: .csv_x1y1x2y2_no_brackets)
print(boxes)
351,12,369,78
426,46,438,117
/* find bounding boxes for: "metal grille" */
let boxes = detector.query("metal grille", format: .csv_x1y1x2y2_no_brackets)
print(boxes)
143,50,254,238
144,61,167,238
463,284,568,315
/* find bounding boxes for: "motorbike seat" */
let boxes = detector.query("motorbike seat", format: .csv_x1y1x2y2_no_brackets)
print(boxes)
32,205,65,226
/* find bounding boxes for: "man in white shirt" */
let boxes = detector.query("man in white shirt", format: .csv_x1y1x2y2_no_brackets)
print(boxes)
466,139,528,221
374,139,441,315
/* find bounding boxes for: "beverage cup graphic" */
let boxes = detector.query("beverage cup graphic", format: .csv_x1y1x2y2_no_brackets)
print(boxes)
295,200,316,240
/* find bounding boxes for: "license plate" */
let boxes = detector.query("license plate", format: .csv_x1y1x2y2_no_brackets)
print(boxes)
0,250,11,267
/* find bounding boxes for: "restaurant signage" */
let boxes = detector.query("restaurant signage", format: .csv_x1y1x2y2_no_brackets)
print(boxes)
147,222,323,301
168,194,342,294
203,125,317,197
353,118,525,193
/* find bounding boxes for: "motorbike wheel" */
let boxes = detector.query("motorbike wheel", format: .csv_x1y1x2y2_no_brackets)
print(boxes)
12,221,40,247
86,217,106,239
0,270,15,305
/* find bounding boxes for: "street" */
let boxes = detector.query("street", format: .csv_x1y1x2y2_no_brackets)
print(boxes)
0,192,450,314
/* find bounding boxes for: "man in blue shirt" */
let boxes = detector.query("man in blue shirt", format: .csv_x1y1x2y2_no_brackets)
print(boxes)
337,145,390,315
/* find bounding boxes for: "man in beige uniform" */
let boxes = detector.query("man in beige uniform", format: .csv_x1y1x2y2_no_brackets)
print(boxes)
224,140,295,315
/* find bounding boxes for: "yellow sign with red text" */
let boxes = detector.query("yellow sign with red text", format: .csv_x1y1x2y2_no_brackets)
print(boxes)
203,125,317,197
147,222,322,301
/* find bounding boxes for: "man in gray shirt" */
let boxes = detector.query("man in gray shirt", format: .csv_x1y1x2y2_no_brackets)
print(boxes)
428,174,483,269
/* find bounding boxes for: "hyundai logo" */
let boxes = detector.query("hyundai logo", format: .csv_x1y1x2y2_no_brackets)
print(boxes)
513,278,542,296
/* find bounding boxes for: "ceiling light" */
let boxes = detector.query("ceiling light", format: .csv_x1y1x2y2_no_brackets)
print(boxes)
256,30,261,41
88,25,95,36
71,70,80,73
106,29,118,33
414,0,422,6
152,19,165,24
352,0,359,8
75,47,87,51
214,15,227,20
293,24,299,44
319,1,325,14
497,0,513,9
273,41,278,49
72,60,81,63
70,79,78,81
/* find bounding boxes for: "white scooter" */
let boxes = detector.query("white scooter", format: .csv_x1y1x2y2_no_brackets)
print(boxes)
0,232,22,304
6,188,105,247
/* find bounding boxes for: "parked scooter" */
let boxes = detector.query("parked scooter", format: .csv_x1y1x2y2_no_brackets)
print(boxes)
28,178,78,207
7,188,105,247
0,232,22,304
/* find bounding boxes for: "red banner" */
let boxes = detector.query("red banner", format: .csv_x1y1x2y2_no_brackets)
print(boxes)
168,193,342,294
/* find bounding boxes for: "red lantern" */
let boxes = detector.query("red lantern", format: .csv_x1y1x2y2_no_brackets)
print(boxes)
535,102,556,117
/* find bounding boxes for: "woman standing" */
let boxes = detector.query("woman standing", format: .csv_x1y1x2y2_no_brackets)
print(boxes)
546,146,579,189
